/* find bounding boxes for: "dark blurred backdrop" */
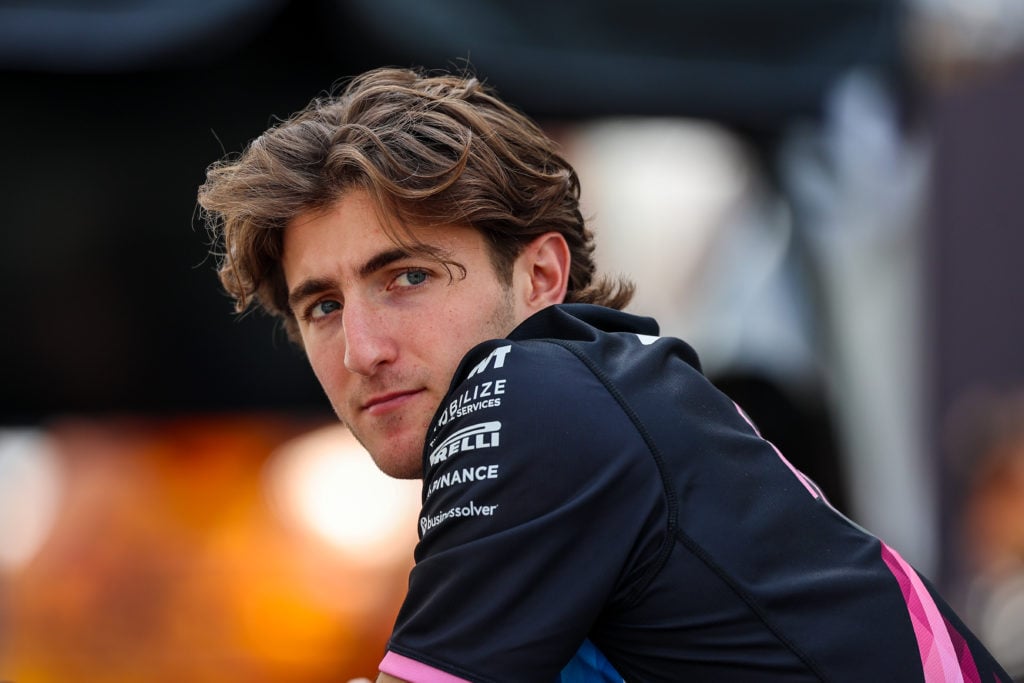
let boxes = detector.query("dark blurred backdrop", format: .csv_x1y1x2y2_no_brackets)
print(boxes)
0,0,906,420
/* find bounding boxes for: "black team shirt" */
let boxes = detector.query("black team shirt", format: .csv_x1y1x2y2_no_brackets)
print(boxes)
379,304,1009,683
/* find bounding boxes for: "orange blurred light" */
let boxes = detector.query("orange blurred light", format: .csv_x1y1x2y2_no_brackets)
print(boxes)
264,424,421,566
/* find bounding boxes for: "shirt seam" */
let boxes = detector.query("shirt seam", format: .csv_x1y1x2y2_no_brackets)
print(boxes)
547,338,678,606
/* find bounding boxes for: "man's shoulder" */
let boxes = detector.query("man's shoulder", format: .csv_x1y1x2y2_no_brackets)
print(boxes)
425,326,658,468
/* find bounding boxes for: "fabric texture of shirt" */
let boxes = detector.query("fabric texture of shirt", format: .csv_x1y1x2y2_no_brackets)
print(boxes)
380,304,1009,682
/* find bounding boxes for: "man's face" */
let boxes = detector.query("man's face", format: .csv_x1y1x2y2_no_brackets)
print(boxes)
282,191,523,479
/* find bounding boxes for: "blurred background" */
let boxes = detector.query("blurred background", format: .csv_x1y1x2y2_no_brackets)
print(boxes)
1,0,1023,679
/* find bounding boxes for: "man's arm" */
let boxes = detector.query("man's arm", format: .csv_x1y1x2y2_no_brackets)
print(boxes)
377,674,404,683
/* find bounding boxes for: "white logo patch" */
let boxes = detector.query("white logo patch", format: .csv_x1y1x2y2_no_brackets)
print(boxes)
428,421,502,466
467,345,512,378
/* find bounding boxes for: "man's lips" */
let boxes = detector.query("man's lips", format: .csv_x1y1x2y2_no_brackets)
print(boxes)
362,389,424,414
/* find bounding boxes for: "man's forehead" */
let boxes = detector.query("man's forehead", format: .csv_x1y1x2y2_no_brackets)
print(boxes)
286,191,442,245
282,198,472,286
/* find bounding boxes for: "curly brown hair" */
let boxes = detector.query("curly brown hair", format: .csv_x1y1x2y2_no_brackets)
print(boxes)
197,66,633,340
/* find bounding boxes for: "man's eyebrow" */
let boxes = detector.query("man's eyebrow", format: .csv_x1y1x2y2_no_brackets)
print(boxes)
287,248,416,312
287,277,336,312
359,247,412,278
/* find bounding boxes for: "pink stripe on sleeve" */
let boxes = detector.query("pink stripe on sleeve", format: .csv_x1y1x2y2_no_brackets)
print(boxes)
943,614,982,683
379,651,473,683
881,544,966,682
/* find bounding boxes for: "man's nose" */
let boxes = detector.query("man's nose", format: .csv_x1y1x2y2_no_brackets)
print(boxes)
342,301,396,375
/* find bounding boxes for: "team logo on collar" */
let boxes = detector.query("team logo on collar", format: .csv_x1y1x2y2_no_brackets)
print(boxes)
467,344,512,377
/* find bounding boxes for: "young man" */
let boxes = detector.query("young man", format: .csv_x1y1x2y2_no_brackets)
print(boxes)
198,67,1008,682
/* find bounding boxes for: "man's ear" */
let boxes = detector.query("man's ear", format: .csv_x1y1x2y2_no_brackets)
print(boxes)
515,232,570,313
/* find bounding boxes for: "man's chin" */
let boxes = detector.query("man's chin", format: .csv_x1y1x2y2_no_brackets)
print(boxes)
372,455,424,480
362,439,423,479
341,421,425,479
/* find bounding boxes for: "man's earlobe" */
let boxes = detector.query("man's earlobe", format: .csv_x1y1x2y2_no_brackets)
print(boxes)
524,232,570,308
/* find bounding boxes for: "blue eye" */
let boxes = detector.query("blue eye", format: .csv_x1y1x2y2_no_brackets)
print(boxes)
397,270,428,287
310,300,341,319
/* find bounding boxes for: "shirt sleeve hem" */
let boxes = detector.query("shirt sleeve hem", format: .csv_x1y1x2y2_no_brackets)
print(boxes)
379,650,474,683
